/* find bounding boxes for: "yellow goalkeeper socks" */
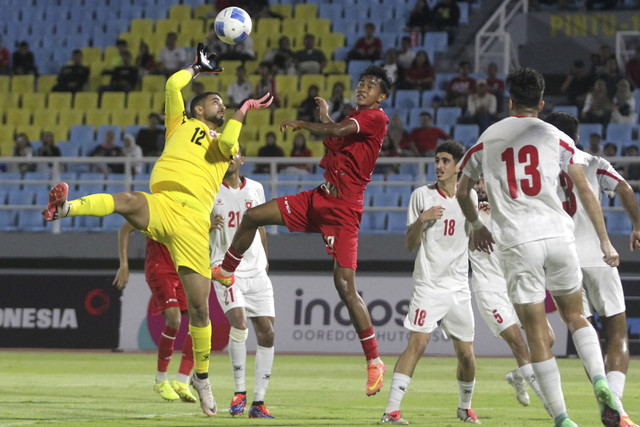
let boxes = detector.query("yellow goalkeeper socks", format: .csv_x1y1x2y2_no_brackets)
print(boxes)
67,194,115,217
190,323,212,375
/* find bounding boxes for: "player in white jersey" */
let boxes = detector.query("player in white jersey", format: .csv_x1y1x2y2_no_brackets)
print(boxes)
457,68,621,427
546,111,640,427
210,148,275,419
381,141,481,425
469,179,548,411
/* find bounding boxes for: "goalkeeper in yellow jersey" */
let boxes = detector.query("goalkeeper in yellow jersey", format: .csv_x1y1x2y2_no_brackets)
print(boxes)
42,43,273,417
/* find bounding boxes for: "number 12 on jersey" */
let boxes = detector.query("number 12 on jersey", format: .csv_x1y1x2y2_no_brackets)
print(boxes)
501,145,542,199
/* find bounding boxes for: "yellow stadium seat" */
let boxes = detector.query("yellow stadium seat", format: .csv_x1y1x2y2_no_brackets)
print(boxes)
243,140,261,157
103,47,120,66
142,75,167,93
0,75,10,92
272,108,297,126
253,36,270,59
324,60,347,74
247,74,261,89
130,19,154,38
218,73,236,93
179,21,206,46
16,124,42,141
0,125,16,155
275,75,298,94
257,125,285,147
110,110,130,129
220,60,243,73
47,92,73,110
127,91,152,110
300,74,326,94
327,74,352,92
85,109,108,128
117,33,142,53
308,140,325,157
1,92,21,110
169,4,192,20
155,19,180,39
240,125,257,143
45,124,71,142
244,109,271,127
197,75,219,92
270,4,292,18
58,109,85,129
74,92,99,110
286,90,307,108
81,47,103,64
244,60,259,75
21,93,47,111
151,91,165,113
37,75,58,93
136,108,155,125
32,109,58,129
319,33,345,58
195,4,212,19
5,109,31,126
11,75,35,93
294,3,318,20
256,18,281,36
101,92,126,111
282,19,306,43
306,19,331,36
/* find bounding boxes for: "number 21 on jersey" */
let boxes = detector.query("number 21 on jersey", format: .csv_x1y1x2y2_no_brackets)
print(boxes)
501,145,542,198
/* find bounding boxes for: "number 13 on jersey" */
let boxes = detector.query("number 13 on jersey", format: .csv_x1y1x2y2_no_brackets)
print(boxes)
501,145,542,199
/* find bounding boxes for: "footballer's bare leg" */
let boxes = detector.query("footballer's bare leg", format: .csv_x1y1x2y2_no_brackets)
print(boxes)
230,200,285,252
453,339,476,382
500,324,531,366
600,313,629,375
112,192,151,230
251,316,275,348
333,265,372,331
394,332,430,376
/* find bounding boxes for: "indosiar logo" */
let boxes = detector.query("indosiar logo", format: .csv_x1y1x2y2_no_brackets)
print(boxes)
0,308,78,329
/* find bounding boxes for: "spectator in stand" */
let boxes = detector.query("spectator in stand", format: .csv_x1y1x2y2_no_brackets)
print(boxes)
37,131,61,172
445,60,476,111
406,0,432,34
624,47,640,89
297,84,321,123
110,39,129,68
396,36,416,71
611,78,637,125
88,129,123,175
135,41,156,77
431,0,460,44
586,132,603,156
10,133,35,174
122,133,143,176
326,81,352,122
294,34,326,75
347,23,383,61
381,48,399,87
254,131,284,174
581,78,612,126
387,114,410,156
401,50,435,91
465,79,497,133
137,112,165,157
12,41,37,75
227,65,254,108
406,111,450,157
623,145,640,184
0,36,10,75
52,49,89,93
560,59,590,109
485,62,506,113
263,35,296,75
374,135,400,176
285,133,313,174
157,32,187,77
99,50,138,94
255,61,281,109
185,80,206,113
600,57,622,98
220,35,256,62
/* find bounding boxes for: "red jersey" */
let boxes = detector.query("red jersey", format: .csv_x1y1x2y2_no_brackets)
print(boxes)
320,108,389,205
144,237,176,274
408,126,451,152
486,77,505,95
447,76,476,97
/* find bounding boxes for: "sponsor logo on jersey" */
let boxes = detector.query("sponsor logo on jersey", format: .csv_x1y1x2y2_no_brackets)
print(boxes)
209,129,217,139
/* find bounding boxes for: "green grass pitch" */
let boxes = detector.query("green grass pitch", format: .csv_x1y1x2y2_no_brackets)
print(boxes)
0,351,637,426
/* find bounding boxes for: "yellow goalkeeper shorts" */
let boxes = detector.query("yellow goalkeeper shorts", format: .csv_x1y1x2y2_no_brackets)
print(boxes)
141,191,212,279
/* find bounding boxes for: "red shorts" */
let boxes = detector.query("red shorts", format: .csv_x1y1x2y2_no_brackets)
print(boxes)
145,268,188,316
276,187,362,270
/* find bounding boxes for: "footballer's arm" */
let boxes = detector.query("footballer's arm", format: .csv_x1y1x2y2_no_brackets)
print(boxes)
458,174,494,253
614,180,640,250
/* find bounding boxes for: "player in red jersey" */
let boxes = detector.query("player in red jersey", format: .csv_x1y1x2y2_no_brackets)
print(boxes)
114,222,196,404
212,65,392,397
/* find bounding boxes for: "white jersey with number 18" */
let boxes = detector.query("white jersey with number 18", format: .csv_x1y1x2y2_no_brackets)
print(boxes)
458,116,586,249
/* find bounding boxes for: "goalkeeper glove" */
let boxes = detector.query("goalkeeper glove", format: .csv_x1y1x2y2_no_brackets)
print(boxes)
238,93,274,114
192,42,223,75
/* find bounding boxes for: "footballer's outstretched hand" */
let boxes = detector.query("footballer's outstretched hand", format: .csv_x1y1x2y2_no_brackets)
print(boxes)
192,42,223,75
238,92,273,114
473,226,495,254
280,119,301,133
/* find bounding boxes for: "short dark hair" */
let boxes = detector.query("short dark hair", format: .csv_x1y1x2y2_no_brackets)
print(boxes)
358,65,392,96
190,92,221,118
604,142,617,152
506,67,545,110
545,111,579,142
420,111,432,119
436,140,466,163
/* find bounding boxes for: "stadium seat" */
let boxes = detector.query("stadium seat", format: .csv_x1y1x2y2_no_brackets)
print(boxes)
306,18,331,37
606,123,633,146
8,189,34,205
387,211,407,232
130,18,154,38
552,105,579,116
69,125,95,148
6,110,31,127
423,32,448,52
294,3,317,19
110,110,132,129
343,6,369,21
605,211,632,235
319,32,345,59
371,192,401,207
169,4,192,20
102,213,124,231
318,3,343,21
394,90,421,109
58,108,85,130
270,4,292,18
74,92,99,110
245,109,271,128
97,125,122,146
578,123,603,142
361,212,387,234
300,74,326,94
32,109,57,129
142,75,167,93
0,75,10,93
155,19,180,39
453,124,480,147
256,18,281,37
17,210,47,232
436,107,462,126
21,93,46,111
37,75,58,93
0,211,18,231
11,75,35,93
48,92,73,110
408,107,435,128
421,90,445,108
348,60,373,86
85,109,108,129
101,92,126,111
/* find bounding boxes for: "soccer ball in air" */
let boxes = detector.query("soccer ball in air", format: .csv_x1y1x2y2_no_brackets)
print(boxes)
214,7,252,45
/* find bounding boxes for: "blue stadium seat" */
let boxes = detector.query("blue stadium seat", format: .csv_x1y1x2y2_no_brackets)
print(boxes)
70,125,96,153
96,125,123,146
57,141,81,157
124,125,144,138
75,216,102,232
318,3,342,20
371,192,400,207
106,184,126,194
397,187,413,207
459,2,469,24
436,107,462,126
277,173,301,182
552,105,579,116
399,163,419,176
333,46,351,61
394,90,420,109
17,210,47,232
0,211,18,231
606,123,633,147
7,189,34,205
408,108,436,128
360,212,387,234
347,60,373,87
453,124,480,147
434,73,455,91
277,185,299,197
605,211,632,235
0,173,22,191
102,214,123,231
343,6,369,21
0,190,6,204
423,32,448,52
387,211,407,232
578,123,603,143
22,172,50,192
421,90,445,108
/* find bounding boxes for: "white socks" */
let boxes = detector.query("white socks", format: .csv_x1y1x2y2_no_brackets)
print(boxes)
532,358,566,419
229,336,247,392
572,326,606,381
254,345,274,402
607,370,627,417
156,371,168,382
385,373,411,413
458,380,475,409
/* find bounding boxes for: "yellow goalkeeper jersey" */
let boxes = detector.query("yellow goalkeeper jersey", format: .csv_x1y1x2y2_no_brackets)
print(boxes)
150,69,241,213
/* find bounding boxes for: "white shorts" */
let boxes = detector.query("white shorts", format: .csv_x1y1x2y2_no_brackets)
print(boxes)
581,266,625,318
474,290,521,337
213,272,275,318
501,236,582,305
403,287,475,342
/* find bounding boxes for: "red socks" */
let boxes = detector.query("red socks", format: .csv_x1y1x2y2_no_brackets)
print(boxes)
179,333,194,376
358,326,379,361
221,245,244,273
157,325,177,372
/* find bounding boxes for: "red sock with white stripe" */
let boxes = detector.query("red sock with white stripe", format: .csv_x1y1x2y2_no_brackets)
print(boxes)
156,325,177,382
176,333,194,384
221,245,244,275
358,326,380,362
